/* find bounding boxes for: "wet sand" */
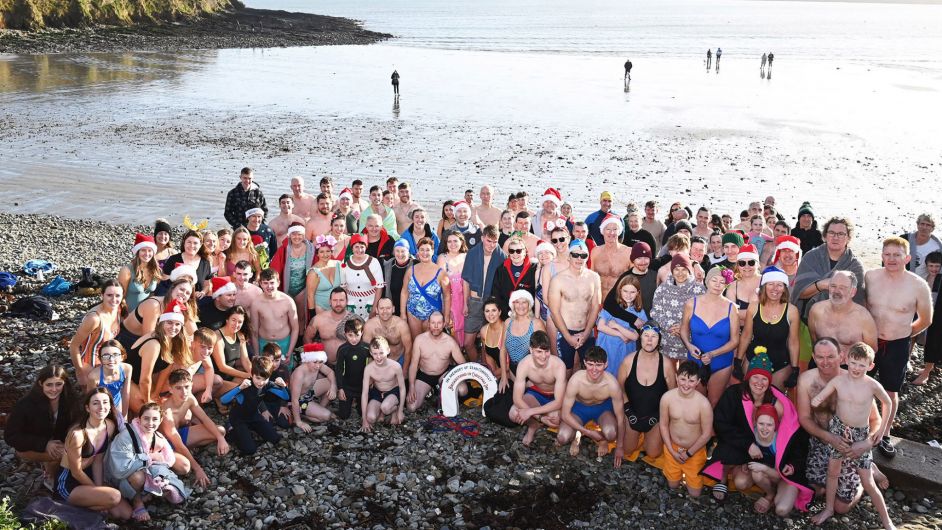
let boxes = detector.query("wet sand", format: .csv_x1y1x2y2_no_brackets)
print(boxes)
2,46,940,265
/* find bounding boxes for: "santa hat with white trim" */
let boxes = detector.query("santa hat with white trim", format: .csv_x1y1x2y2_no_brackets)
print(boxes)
772,235,802,265
301,343,328,363
540,188,562,206
453,200,471,214
159,299,186,323
737,244,760,263
211,277,237,298
599,213,624,235
338,188,353,201
245,208,265,219
169,263,198,283
131,233,157,255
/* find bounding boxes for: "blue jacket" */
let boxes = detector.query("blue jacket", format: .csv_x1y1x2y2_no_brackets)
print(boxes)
461,243,506,298
221,382,290,422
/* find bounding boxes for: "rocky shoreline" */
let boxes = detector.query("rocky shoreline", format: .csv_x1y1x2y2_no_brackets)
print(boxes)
0,7,391,55
0,212,940,529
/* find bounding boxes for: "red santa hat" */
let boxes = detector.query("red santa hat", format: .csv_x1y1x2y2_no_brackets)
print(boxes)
772,235,802,265
211,277,237,298
131,233,157,255
737,244,760,263
338,188,353,201
540,188,562,206
159,299,186,323
301,343,328,363
452,200,471,214
169,263,197,283
599,213,624,236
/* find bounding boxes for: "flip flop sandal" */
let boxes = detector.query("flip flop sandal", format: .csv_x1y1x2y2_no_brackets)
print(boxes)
712,483,729,503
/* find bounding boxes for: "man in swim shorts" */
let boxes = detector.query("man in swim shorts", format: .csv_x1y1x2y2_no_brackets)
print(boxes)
407,312,467,412
548,240,602,373
864,237,932,457
250,268,299,362
557,346,625,468
510,331,568,446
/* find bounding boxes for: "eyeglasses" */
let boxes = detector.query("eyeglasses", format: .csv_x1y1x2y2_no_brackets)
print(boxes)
826,231,848,238
570,253,588,259
508,248,525,255
551,237,568,244
100,353,121,361
737,260,756,267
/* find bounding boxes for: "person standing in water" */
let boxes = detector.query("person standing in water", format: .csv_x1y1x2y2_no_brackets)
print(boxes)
761,53,767,71
767,52,774,68
391,70,400,96
706,49,712,69
716,48,722,71
624,59,633,81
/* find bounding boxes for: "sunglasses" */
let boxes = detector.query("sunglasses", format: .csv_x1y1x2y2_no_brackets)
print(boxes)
570,252,589,259
508,248,525,255
737,260,756,267
551,237,568,244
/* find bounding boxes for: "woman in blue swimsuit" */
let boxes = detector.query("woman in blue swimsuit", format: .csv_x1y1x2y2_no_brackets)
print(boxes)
681,266,741,406
402,237,451,339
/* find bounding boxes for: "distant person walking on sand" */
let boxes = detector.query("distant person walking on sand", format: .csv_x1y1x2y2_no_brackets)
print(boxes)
706,49,712,69
761,53,767,70
767,52,774,68
624,59,633,81
715,48,722,70
391,70,400,96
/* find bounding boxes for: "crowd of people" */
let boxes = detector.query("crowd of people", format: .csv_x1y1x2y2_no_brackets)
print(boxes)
4,168,940,528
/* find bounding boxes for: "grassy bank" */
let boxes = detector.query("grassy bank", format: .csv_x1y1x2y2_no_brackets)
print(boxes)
0,0,240,30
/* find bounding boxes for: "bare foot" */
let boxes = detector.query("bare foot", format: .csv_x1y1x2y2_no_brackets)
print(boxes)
873,465,890,490
597,440,611,458
754,496,772,513
811,508,833,526
912,369,930,386
522,427,537,447
569,432,582,457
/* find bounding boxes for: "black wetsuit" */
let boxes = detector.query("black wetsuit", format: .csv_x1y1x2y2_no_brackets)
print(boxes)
336,342,370,419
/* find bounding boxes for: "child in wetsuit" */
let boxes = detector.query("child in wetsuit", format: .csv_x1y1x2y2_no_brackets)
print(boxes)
259,344,291,428
220,357,289,455
336,318,370,420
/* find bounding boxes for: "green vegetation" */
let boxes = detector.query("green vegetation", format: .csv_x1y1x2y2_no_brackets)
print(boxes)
0,496,68,530
0,0,242,30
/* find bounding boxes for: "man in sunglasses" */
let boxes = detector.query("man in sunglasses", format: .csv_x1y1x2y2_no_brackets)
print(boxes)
547,240,602,374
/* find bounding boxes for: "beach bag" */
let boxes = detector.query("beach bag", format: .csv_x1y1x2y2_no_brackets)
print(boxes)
41,276,72,297
19,496,108,530
0,271,16,290
22,259,55,277
8,295,54,320
482,387,517,428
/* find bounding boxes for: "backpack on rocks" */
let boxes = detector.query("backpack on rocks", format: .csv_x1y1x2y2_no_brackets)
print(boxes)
7,295,54,321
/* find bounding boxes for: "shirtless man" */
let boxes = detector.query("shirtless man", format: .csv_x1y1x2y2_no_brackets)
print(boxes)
556,346,625,468
548,240,602,373
305,193,334,240
797,338,890,516
659,360,713,497
393,182,422,235
269,194,306,243
249,269,299,361
589,215,632,298
290,176,316,221
864,237,933,457
159,370,230,487
289,344,337,433
472,184,502,227
350,179,369,215
232,260,262,310
363,298,413,368
502,212,540,255
808,271,877,355
303,287,351,363
509,331,567,446
407,312,467,412
360,337,406,432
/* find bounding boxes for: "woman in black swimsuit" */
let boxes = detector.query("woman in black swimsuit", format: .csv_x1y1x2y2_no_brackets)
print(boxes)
617,325,676,459
478,298,505,376
57,388,131,519
127,300,192,414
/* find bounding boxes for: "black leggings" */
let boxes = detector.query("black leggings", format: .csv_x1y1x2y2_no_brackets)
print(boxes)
227,415,281,455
